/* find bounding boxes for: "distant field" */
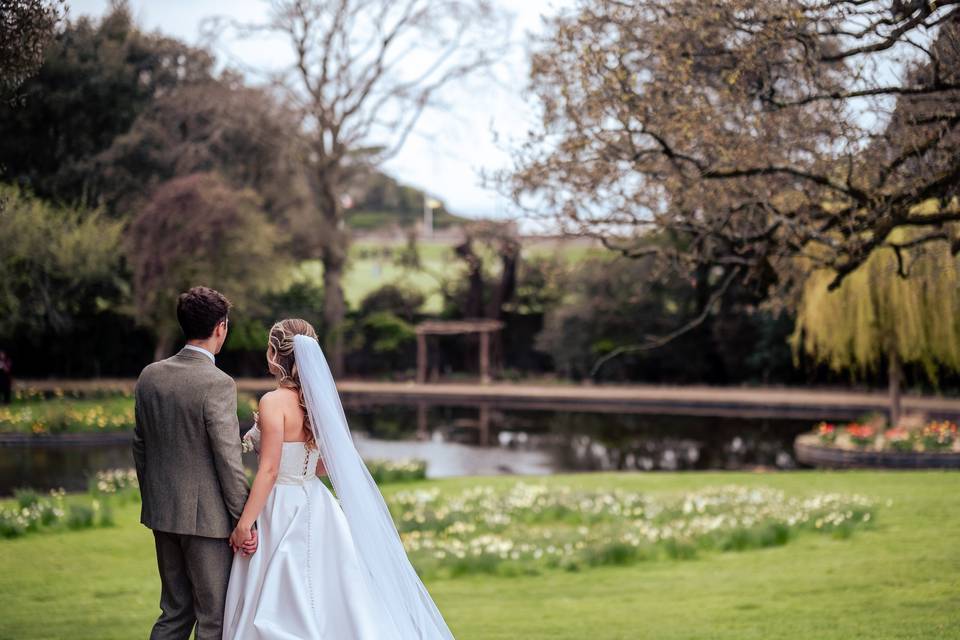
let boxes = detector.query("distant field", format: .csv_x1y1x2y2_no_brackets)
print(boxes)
293,237,606,313
345,208,467,231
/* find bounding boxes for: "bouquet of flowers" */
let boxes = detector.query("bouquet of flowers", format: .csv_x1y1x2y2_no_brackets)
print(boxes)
920,421,957,451
845,423,876,449
241,411,260,454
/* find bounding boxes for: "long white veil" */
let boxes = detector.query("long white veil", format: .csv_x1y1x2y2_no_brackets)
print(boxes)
293,334,455,640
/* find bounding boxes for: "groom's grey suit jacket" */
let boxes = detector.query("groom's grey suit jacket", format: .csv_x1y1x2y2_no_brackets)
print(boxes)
133,348,249,538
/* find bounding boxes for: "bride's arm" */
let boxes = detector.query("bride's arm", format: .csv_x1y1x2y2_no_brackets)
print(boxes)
230,393,283,552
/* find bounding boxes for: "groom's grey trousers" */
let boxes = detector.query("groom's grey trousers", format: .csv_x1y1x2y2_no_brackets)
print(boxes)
133,348,250,640
152,531,234,640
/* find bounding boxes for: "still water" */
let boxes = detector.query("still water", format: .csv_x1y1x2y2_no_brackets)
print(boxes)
0,404,816,494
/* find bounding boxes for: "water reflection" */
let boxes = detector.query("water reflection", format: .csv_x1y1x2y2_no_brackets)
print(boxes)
346,402,811,475
0,402,815,494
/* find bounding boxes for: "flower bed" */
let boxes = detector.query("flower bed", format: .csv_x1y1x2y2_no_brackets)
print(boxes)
0,461,425,539
0,469,139,538
808,420,958,453
366,459,427,483
13,386,132,403
391,482,877,577
797,419,960,468
0,394,258,436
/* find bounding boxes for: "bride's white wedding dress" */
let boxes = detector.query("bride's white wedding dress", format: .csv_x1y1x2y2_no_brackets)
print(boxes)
224,335,454,640
222,428,396,639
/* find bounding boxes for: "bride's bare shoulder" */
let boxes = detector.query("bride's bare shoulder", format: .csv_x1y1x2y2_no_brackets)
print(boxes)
259,387,301,411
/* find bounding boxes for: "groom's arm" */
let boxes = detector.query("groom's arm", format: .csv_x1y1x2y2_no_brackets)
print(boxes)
132,384,146,489
203,376,250,525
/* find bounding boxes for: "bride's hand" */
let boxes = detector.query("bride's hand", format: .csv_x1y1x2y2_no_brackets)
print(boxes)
229,523,256,555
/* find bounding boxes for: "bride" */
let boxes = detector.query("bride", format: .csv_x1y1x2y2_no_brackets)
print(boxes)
222,319,454,639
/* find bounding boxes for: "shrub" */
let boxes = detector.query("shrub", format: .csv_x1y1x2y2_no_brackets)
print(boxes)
0,511,28,538
816,422,837,444
67,504,96,530
846,424,876,448
367,459,427,484
921,421,957,451
884,427,914,452
14,488,40,510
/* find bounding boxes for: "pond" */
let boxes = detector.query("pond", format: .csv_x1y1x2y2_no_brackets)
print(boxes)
0,402,818,495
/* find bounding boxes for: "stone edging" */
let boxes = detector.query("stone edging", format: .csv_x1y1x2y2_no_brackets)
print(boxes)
795,434,960,469
0,431,135,447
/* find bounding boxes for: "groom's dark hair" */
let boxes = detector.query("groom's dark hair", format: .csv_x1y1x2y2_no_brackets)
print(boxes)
177,287,232,340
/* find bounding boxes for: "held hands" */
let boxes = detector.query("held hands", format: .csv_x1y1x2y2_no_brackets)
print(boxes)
229,522,258,556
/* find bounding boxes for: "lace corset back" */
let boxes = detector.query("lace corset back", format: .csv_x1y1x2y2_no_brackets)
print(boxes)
243,422,321,485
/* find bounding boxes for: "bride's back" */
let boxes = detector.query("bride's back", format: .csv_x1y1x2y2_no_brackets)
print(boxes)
263,386,308,442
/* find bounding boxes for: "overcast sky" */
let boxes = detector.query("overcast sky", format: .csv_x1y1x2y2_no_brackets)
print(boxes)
68,0,571,224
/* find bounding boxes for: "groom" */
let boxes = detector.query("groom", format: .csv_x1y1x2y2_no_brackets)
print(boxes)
133,286,256,640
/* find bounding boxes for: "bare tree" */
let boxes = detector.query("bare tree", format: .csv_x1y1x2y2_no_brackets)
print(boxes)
509,0,960,319
210,0,507,375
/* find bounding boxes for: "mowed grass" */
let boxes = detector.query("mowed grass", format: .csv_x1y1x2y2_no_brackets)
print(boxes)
293,238,607,313
295,241,458,313
1,470,958,639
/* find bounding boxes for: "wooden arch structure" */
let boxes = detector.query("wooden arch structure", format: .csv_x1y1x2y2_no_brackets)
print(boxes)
415,319,505,384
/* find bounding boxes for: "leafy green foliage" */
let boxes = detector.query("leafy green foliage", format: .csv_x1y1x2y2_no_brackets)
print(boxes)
0,0,63,98
359,284,424,322
0,5,214,206
127,172,287,355
0,184,124,337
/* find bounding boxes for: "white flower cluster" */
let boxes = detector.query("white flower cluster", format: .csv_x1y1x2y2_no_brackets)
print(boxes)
94,469,139,494
0,489,66,538
389,482,877,575
366,458,427,483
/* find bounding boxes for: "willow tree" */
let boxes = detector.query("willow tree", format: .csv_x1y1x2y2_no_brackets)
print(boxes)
792,227,960,425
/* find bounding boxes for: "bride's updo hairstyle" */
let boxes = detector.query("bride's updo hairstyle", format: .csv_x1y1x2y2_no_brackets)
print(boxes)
266,318,319,449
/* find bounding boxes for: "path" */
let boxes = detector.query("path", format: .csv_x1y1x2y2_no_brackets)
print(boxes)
18,378,960,419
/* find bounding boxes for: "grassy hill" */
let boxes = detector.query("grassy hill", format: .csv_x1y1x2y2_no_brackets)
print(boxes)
345,207,469,231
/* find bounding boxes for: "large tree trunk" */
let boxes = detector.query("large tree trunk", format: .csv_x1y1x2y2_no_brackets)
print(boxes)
888,347,903,427
318,171,347,377
484,241,520,378
153,333,174,362
322,257,346,376
454,238,484,318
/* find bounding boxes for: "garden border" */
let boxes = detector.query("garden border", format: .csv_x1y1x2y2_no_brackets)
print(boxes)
0,432,134,447
794,433,960,469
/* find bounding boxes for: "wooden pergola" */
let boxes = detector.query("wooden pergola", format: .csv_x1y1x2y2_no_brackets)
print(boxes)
415,319,505,384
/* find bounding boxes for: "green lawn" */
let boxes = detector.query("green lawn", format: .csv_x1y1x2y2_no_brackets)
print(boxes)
1,471,958,639
295,241,457,313
291,238,608,314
